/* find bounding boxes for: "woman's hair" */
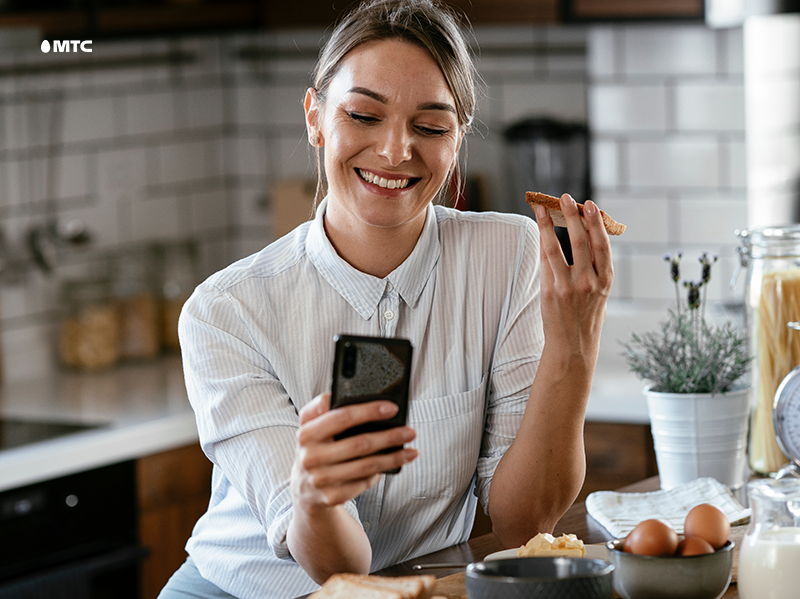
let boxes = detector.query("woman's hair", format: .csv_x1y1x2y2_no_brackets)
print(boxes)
309,0,479,205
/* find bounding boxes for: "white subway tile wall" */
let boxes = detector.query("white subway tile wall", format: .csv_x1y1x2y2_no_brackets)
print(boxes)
0,22,747,379
587,23,748,370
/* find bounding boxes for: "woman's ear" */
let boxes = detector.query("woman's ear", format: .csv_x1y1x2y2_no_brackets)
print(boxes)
304,88,325,148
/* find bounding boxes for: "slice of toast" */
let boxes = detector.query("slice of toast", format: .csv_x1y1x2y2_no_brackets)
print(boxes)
309,573,437,599
337,573,436,599
525,191,626,236
308,574,405,598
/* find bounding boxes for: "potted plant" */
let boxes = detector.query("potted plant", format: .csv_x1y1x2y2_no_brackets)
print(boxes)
621,252,751,490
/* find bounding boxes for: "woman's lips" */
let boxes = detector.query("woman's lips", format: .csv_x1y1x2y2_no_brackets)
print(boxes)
357,168,418,190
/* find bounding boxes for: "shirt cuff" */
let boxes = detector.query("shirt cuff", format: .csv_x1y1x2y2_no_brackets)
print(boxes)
269,499,363,560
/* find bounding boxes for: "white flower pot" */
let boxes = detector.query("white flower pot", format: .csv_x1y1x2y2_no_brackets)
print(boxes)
644,386,751,490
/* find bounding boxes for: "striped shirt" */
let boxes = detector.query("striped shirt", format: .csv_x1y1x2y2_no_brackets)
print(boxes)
179,198,544,598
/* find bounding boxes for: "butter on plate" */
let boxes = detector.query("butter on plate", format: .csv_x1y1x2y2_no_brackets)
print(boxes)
517,533,586,558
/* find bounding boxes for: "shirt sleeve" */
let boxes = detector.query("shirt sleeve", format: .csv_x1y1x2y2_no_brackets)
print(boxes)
475,219,543,511
178,280,360,559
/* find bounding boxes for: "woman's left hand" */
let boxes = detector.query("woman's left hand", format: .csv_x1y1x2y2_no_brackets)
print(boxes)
535,194,613,364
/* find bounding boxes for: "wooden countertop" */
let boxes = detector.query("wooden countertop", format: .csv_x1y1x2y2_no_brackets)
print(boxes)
372,476,740,599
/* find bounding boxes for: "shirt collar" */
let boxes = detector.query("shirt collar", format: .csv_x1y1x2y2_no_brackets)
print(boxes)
306,197,440,320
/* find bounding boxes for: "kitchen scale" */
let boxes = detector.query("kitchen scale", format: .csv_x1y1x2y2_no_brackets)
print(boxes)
772,321,800,479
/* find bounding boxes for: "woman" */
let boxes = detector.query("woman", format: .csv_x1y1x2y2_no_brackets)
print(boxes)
161,0,613,597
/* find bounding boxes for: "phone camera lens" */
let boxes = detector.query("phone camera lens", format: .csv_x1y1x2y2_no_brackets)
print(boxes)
342,342,357,378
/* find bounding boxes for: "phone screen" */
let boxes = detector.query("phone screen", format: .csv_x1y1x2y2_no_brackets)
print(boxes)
330,335,412,473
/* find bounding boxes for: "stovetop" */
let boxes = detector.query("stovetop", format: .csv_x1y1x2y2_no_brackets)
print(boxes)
0,418,103,451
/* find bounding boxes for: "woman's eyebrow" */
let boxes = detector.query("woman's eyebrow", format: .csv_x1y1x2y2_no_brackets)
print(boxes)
348,87,456,114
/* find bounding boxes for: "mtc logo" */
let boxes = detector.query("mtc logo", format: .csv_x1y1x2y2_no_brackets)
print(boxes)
41,40,93,53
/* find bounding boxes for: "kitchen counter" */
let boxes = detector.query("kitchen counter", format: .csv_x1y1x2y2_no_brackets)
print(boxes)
0,355,198,492
0,353,649,493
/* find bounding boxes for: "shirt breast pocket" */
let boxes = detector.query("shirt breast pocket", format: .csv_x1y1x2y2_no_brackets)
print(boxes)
406,374,488,500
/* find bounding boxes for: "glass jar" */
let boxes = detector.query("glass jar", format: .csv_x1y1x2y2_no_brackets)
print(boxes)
58,278,120,370
737,478,800,599
111,245,161,360
159,240,198,352
737,226,800,475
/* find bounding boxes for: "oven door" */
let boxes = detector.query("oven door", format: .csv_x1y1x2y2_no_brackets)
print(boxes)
0,460,149,599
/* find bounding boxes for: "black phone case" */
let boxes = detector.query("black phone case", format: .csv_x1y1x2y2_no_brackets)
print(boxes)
330,335,413,473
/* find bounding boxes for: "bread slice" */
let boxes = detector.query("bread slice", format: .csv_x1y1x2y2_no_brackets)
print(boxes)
336,573,436,599
309,573,437,599
525,191,626,236
308,574,405,598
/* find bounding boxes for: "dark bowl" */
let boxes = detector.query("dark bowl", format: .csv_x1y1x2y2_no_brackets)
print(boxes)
465,557,615,599
606,539,734,599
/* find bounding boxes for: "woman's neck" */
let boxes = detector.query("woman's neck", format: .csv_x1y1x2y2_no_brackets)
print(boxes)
323,209,426,279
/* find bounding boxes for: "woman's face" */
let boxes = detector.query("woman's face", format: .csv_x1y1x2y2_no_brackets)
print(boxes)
305,38,463,236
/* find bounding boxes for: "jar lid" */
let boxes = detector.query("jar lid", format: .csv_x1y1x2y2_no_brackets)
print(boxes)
737,224,800,258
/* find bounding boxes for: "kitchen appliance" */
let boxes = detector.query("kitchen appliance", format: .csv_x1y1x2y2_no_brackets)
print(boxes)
770,331,800,479
502,118,590,264
0,459,147,599
0,417,102,450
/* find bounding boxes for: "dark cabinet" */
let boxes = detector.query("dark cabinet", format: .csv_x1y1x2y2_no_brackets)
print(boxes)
565,0,704,21
137,444,212,599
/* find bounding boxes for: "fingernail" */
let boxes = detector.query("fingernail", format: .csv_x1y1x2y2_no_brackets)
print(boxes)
585,200,597,215
535,205,547,219
380,402,399,415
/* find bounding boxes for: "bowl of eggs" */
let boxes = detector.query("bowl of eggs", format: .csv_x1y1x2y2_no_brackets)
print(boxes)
605,503,734,599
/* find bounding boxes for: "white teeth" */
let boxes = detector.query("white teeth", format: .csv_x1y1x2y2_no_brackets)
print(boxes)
359,169,410,189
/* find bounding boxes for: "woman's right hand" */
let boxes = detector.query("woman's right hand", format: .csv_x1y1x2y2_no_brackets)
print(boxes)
291,393,418,511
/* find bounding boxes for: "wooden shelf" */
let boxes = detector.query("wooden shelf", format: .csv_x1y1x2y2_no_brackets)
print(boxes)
567,0,704,20
97,2,262,35
0,10,89,37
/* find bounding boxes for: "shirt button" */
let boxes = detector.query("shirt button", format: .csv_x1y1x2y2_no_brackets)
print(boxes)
363,521,371,530
384,310,395,320
386,282,394,292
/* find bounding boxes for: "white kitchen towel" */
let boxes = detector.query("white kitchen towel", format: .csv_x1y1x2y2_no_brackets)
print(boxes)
585,477,751,538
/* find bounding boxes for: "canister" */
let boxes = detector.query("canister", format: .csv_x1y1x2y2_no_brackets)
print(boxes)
736,225,800,474
58,277,120,370
110,245,161,360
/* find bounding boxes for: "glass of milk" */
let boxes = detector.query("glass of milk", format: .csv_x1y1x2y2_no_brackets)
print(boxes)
738,478,800,599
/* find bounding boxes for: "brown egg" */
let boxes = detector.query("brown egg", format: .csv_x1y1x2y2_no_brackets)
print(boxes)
623,519,679,556
676,536,715,556
683,504,730,549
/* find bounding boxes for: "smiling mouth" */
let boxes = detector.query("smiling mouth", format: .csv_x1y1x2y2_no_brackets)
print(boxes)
357,169,417,190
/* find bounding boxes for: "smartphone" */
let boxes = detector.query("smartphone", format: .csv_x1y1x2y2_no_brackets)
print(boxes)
330,334,413,474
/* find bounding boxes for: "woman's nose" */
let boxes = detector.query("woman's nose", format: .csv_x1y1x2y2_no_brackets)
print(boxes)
377,124,412,166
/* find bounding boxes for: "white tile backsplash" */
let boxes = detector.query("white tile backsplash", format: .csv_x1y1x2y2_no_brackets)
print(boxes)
624,26,717,76
185,87,226,129
597,194,670,244
125,91,176,137
501,81,587,123
62,97,116,143
674,81,745,132
589,84,666,132
0,21,751,380
130,195,181,241
676,193,748,245
56,153,90,199
590,139,619,189
628,138,720,188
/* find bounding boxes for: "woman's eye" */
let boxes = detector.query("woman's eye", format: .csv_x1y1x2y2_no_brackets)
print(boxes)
417,126,448,136
348,112,378,124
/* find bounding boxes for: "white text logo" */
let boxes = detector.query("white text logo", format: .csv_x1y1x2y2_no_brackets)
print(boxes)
41,40,93,53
